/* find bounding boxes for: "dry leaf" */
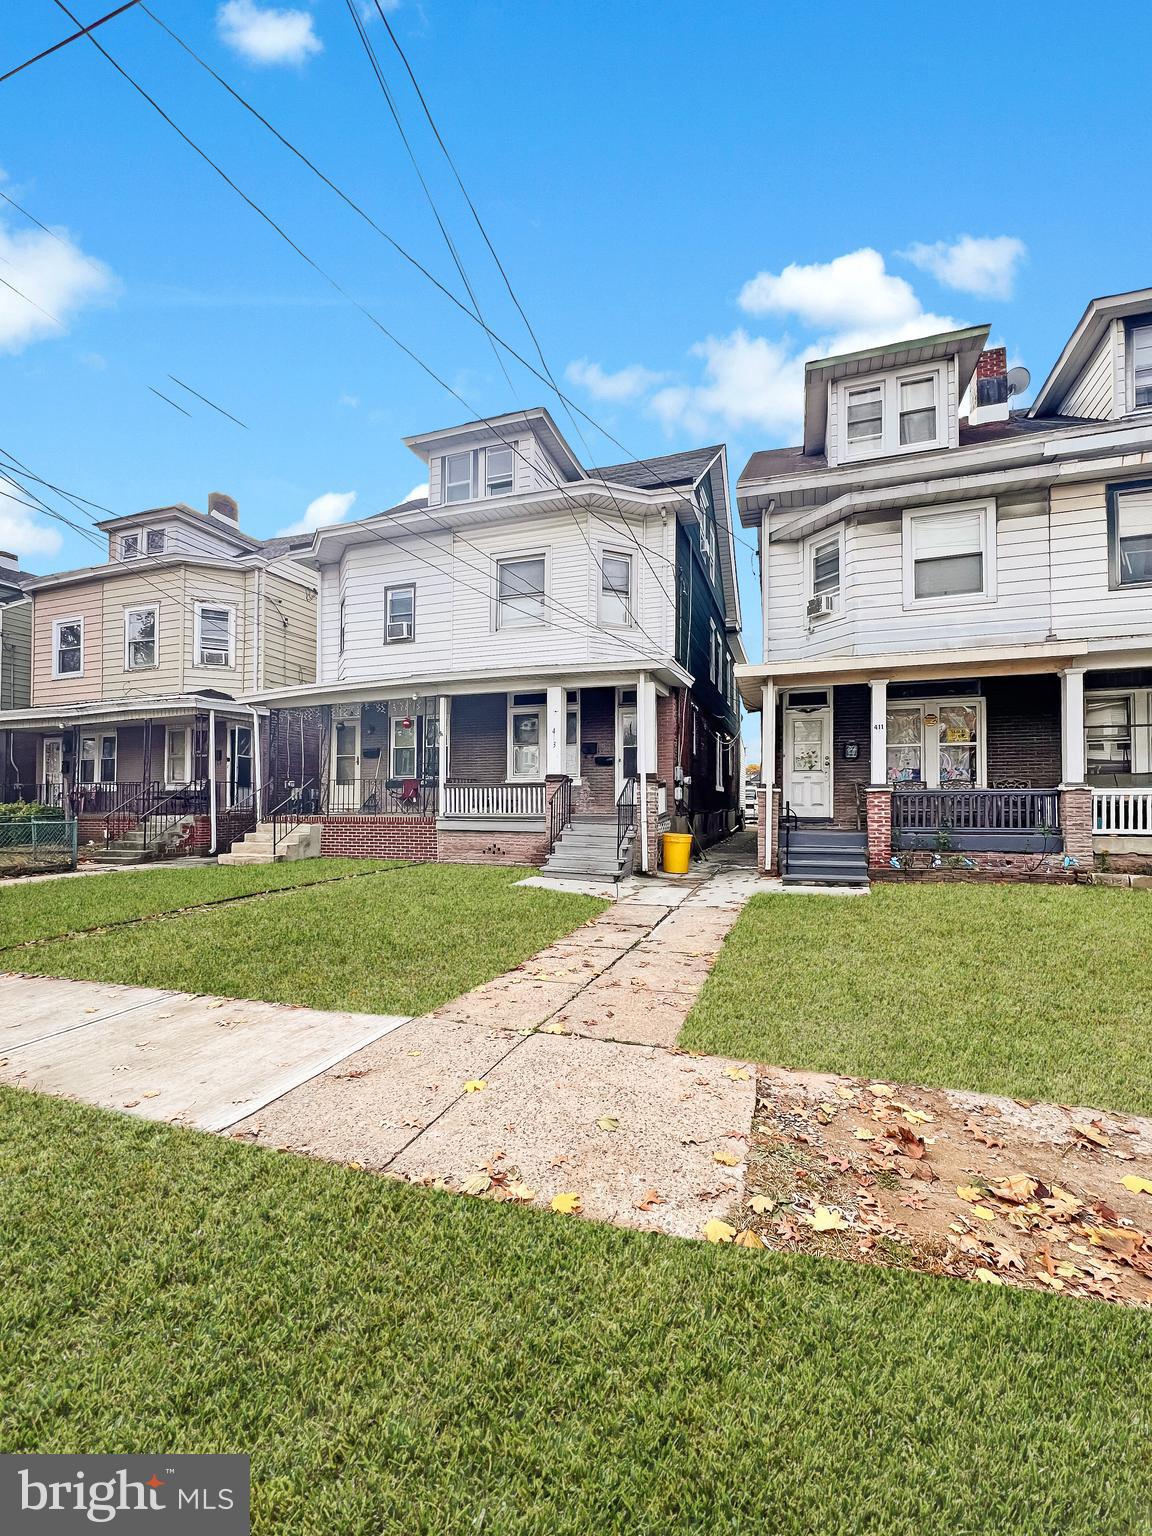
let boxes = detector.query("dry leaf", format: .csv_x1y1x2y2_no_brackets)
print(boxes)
635,1188,666,1212
973,1269,1005,1285
507,1182,537,1202
540,1022,566,1034
460,1171,492,1196
733,1228,765,1248
749,1194,776,1214
702,1218,737,1243
713,1148,741,1167
140,1090,161,1100
1121,1175,1152,1196
868,1083,895,1098
463,1080,487,1094
852,1128,876,1141
809,1206,850,1232
1071,1122,1111,1148
723,1066,751,1081
956,1185,985,1203
968,1204,998,1222
550,1192,582,1214
596,1116,620,1132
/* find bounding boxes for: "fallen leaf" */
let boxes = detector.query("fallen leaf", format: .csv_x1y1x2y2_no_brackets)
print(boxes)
1071,1122,1111,1149
463,1080,487,1094
903,1109,934,1124
964,1117,1004,1149
596,1116,620,1132
713,1148,741,1167
122,1099,140,1108
723,1066,751,1081
956,1185,986,1203
635,1189,666,1212
973,1269,1005,1285
835,1086,856,1101
550,1192,582,1215
140,1090,161,1100
540,1022,566,1034
507,1182,537,1202
749,1194,776,1215
1121,1175,1152,1196
868,1083,895,1098
809,1206,850,1232
968,1205,998,1222
853,1128,876,1141
346,1160,365,1172
460,1171,492,1196
990,1174,1039,1204
734,1228,765,1248
702,1218,737,1243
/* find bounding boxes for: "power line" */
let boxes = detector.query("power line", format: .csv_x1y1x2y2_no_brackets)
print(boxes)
0,0,142,86
148,384,191,417
167,375,248,429
0,272,63,328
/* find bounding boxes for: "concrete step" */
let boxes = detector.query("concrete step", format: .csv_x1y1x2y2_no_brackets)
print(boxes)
782,872,870,888
89,849,158,865
217,851,285,865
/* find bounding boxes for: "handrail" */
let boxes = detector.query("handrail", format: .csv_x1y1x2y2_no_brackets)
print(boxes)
548,776,573,853
780,800,799,874
891,787,1060,833
103,780,209,847
266,778,317,854
616,774,638,869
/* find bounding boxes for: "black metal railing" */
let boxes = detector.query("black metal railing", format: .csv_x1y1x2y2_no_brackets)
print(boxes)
616,775,638,868
891,787,1061,834
103,781,209,845
324,777,439,816
780,800,799,872
263,778,317,854
548,776,573,853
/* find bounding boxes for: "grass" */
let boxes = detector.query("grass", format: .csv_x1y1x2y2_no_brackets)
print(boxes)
0,859,391,949
2,1089,1149,1535
8,863,606,1016
682,883,1152,1115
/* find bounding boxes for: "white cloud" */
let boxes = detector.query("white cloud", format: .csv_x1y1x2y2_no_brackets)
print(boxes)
901,235,1027,300
0,220,114,354
278,489,356,536
565,357,669,403
738,248,924,330
337,392,359,408
0,480,64,559
217,1,322,66
401,482,428,504
649,331,805,438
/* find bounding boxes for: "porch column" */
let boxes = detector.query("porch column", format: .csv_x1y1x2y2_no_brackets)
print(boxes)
760,682,775,873
437,694,449,812
1060,667,1087,784
869,679,889,786
545,685,565,777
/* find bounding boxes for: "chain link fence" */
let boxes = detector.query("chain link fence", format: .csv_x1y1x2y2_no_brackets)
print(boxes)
0,816,79,875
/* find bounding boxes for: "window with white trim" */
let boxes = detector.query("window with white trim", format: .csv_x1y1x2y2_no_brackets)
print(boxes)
598,551,634,627
145,528,167,554
195,604,234,667
1086,695,1133,775
714,733,725,791
808,532,841,620
53,618,83,677
444,451,473,503
903,503,995,605
384,584,415,643
485,445,514,496
124,605,158,670
119,533,140,560
390,713,417,778
564,689,580,777
165,726,190,785
339,597,346,654
496,555,546,629
79,733,117,785
839,366,946,461
1131,322,1152,411
708,619,718,683
1109,484,1152,587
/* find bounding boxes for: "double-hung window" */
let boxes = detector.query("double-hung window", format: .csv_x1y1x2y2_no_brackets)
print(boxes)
599,551,634,627
196,604,233,667
444,452,473,503
1086,695,1133,776
845,384,883,446
339,597,346,655
78,734,117,785
53,618,83,677
708,620,718,683
124,605,158,670
384,585,415,643
1108,483,1152,587
903,503,994,604
899,376,937,444
1130,323,1152,410
809,534,840,615
496,555,546,628
485,445,514,495
165,727,189,785
841,367,944,460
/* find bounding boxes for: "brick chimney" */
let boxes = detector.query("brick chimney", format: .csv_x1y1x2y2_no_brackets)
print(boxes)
968,347,1010,425
208,491,239,524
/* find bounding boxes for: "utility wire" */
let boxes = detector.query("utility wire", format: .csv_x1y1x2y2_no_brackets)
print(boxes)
167,375,248,428
0,0,142,86
148,384,192,417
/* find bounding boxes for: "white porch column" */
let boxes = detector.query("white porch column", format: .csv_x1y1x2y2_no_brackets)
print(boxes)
637,671,652,873
437,694,449,809
1060,667,1087,784
869,679,889,786
545,685,565,777
760,682,776,789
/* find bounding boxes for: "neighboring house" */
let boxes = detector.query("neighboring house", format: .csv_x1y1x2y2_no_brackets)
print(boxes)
241,408,743,876
0,551,35,793
0,494,318,858
735,288,1152,883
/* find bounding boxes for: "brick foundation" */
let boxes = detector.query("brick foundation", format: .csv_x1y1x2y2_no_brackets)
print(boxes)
874,852,1077,883
755,787,767,872
1059,786,1093,866
301,815,438,862
865,788,893,869
436,828,550,865
1093,852,1152,875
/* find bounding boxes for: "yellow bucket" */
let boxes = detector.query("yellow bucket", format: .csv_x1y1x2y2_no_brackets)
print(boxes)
661,831,693,874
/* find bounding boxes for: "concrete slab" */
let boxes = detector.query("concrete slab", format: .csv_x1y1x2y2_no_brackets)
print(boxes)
429,975,583,1029
586,903,668,930
549,983,694,1048
509,940,634,983
0,987,410,1131
389,1032,756,1239
515,875,622,900
615,883,695,908
231,1017,523,1166
0,973,178,1049
596,950,714,997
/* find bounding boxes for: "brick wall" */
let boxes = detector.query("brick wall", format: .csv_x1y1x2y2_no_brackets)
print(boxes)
436,827,550,866
1060,786,1093,865
874,856,1077,884
985,675,1062,785
300,814,438,862
448,693,507,783
575,686,617,815
865,788,893,869
831,685,870,827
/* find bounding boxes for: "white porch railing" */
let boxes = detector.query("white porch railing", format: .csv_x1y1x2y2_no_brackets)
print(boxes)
441,781,545,818
1092,789,1152,835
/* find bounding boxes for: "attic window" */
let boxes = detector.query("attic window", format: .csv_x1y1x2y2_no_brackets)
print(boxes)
1132,323,1152,410
120,533,140,559
846,385,882,444
899,377,937,445
485,446,514,496
146,528,167,554
840,365,946,461
444,453,473,503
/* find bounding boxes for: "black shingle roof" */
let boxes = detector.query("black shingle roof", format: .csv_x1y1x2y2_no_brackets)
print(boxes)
589,445,722,491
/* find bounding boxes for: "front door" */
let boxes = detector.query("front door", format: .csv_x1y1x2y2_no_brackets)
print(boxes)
228,725,254,808
43,736,64,803
784,708,832,817
509,707,543,779
615,689,638,796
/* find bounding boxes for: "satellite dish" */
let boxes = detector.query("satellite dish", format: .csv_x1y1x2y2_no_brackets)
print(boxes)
1006,366,1031,398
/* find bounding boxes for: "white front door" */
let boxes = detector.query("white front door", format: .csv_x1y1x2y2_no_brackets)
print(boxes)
509,708,543,779
784,709,832,817
615,690,638,796
43,736,64,799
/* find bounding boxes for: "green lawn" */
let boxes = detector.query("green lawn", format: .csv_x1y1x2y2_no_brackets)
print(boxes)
7,863,605,1016
2,1090,1148,1536
683,883,1152,1115
0,860,390,949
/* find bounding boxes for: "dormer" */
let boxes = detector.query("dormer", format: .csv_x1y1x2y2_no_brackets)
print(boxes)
97,496,260,565
803,325,989,469
1030,288,1152,423
403,407,584,509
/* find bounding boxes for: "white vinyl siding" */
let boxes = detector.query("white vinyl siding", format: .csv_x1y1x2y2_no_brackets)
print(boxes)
1058,326,1117,420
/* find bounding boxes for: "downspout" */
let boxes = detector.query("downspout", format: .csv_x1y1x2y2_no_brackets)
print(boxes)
208,708,218,853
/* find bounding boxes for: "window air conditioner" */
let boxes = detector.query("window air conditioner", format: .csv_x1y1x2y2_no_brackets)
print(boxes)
387,619,413,641
806,592,837,619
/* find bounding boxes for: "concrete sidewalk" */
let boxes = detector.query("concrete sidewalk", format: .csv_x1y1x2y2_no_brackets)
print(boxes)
0,850,769,1240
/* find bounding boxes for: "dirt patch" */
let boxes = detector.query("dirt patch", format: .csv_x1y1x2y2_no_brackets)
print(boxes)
728,1066,1152,1306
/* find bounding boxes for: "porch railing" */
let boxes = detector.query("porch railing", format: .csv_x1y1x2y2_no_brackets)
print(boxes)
549,776,573,852
616,774,637,868
1092,788,1152,835
892,787,1061,835
441,781,544,818
325,778,439,816
103,781,210,844
262,778,318,853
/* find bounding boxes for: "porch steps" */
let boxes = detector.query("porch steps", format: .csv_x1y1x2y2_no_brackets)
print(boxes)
217,822,319,866
88,820,194,866
782,826,869,887
540,815,633,881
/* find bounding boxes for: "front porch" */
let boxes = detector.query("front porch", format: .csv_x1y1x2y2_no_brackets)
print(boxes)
749,651,1152,879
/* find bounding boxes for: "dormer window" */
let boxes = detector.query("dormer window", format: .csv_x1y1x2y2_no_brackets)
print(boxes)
445,453,473,503
1131,323,1152,410
120,533,140,559
146,528,167,554
439,442,519,504
485,446,514,496
838,364,946,461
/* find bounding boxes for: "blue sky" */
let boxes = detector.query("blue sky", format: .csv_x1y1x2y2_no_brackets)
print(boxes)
3,0,1151,746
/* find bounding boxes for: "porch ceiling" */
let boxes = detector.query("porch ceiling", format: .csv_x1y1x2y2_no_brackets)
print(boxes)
736,642,1092,710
